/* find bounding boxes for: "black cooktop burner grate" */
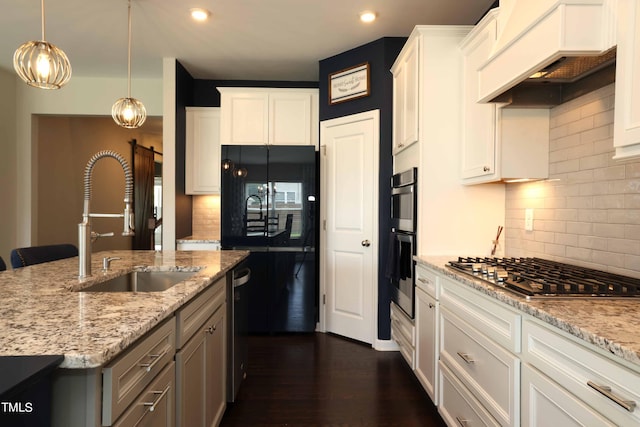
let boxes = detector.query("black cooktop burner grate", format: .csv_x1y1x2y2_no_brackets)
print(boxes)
448,257,640,299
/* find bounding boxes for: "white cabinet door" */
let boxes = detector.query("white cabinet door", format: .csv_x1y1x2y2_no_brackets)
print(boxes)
220,91,269,145
614,0,640,160
522,364,615,427
415,286,438,403
186,107,221,194
392,36,419,154
460,15,497,181
219,88,318,147
270,92,313,145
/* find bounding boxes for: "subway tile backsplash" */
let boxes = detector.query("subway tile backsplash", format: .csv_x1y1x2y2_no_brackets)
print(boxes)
505,83,640,279
192,195,221,239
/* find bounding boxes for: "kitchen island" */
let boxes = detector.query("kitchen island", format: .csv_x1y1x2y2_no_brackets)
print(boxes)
0,249,248,427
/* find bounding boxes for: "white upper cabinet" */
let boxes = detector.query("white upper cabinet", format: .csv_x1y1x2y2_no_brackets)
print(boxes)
218,87,319,147
460,11,550,184
185,107,221,195
391,35,420,154
614,0,640,160
460,13,499,181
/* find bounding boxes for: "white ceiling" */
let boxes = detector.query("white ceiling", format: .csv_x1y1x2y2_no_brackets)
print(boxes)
0,0,496,81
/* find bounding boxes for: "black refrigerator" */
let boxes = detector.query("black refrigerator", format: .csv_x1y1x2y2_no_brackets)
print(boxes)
221,145,318,334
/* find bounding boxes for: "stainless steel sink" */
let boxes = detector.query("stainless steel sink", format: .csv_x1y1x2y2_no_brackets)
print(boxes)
79,271,197,292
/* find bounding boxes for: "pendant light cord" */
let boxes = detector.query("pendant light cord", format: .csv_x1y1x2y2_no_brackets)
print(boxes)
127,0,132,98
41,0,46,40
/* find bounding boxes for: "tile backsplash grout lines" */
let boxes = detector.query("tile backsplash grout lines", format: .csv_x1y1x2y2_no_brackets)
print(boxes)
505,83,640,279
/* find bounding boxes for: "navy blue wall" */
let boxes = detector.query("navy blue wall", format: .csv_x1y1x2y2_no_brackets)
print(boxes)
175,61,195,239
319,37,406,341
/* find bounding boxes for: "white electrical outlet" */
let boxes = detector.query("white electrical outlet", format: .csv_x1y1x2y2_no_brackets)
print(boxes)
525,208,534,231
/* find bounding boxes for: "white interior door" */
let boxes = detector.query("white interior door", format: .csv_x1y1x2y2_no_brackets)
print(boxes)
320,110,379,345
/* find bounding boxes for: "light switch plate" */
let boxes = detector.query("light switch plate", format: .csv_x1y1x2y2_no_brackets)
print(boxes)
525,208,534,231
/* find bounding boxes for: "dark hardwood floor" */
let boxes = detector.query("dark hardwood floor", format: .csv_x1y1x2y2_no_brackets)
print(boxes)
220,333,446,427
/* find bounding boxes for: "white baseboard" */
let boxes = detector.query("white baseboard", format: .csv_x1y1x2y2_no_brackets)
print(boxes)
374,338,399,351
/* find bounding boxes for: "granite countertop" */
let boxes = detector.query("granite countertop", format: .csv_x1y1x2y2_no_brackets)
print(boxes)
416,256,640,370
0,250,248,369
176,236,220,243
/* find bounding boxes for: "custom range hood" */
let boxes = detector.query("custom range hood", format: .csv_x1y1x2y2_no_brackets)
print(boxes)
478,0,618,107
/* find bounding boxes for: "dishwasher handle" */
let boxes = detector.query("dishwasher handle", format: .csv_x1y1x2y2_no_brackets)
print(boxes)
233,268,251,287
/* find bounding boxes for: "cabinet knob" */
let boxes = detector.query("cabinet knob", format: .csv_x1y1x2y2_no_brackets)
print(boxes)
428,303,435,309
361,240,371,247
483,166,490,172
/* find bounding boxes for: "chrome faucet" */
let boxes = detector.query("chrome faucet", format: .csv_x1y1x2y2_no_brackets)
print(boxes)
78,150,135,278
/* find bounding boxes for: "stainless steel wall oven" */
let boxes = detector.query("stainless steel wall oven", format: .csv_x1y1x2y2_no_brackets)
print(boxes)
387,168,417,318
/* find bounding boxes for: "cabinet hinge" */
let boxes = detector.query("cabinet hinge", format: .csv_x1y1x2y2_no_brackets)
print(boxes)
323,294,326,305
322,145,326,156
323,219,326,231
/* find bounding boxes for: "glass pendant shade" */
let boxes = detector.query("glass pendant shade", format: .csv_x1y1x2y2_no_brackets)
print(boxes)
234,167,248,178
13,0,72,89
112,97,147,128
222,158,234,173
113,0,146,129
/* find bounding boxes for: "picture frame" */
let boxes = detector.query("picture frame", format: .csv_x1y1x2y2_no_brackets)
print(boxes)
328,62,370,105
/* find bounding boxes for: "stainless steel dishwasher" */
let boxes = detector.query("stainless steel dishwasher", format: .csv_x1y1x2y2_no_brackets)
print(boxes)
227,260,250,402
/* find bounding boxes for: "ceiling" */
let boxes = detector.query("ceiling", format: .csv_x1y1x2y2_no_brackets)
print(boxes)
0,0,496,82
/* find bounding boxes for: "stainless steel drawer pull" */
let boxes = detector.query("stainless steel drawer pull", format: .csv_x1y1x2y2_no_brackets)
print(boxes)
139,349,168,372
587,381,637,412
417,277,431,285
457,352,475,364
455,416,469,426
142,384,171,412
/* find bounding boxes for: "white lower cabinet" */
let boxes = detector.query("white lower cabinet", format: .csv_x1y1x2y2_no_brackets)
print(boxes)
390,302,415,369
522,319,640,427
521,364,614,427
414,265,439,403
414,263,640,427
439,360,500,427
438,275,521,427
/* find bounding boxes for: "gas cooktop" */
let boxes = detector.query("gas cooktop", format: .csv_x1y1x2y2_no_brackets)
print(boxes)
448,257,640,300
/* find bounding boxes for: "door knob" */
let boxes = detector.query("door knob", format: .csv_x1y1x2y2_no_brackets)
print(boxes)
361,240,371,247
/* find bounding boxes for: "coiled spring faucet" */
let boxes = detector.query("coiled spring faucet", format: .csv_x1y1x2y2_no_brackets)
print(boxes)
78,150,135,278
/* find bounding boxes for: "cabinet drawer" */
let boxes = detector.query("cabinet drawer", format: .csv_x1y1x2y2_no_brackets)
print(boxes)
441,276,521,352
391,303,415,368
523,319,640,426
103,318,176,425
440,307,520,426
522,364,615,427
390,302,415,346
176,278,225,349
438,361,500,427
113,361,176,427
415,264,439,299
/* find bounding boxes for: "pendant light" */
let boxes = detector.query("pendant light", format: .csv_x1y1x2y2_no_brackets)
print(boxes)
221,158,234,173
13,0,72,89
112,0,146,129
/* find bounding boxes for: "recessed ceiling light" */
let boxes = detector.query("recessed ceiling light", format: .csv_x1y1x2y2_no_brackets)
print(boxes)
190,8,211,22
360,11,377,23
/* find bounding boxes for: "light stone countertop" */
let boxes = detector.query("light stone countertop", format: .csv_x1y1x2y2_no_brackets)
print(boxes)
416,256,640,370
176,236,220,243
0,250,248,369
